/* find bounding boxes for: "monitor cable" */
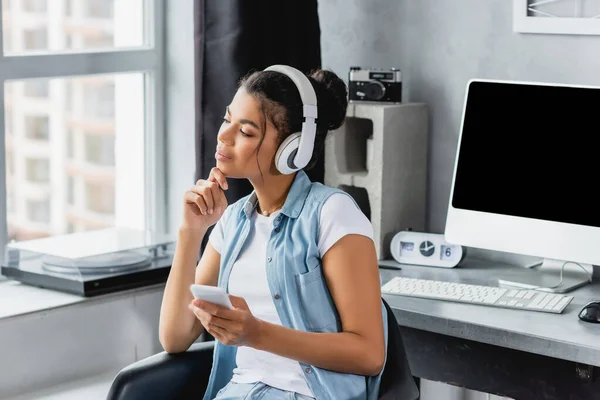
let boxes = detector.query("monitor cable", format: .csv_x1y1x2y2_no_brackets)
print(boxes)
532,261,593,291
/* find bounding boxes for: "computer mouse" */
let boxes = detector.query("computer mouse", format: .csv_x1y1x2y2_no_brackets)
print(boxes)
578,301,600,323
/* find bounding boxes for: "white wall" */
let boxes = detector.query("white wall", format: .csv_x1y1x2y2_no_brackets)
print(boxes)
165,0,195,235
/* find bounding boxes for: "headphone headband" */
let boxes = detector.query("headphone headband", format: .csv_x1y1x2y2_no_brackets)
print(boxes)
264,65,318,173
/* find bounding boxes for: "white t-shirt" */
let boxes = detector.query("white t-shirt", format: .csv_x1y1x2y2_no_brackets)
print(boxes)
209,193,373,398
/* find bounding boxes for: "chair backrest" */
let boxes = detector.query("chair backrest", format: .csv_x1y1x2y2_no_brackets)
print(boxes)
378,298,420,400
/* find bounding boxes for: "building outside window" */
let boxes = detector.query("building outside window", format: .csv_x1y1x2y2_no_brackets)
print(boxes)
2,0,164,245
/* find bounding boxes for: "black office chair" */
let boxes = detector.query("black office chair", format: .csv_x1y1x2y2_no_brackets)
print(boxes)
106,298,419,400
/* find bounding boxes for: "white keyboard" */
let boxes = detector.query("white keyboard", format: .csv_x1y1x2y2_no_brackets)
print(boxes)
381,276,574,314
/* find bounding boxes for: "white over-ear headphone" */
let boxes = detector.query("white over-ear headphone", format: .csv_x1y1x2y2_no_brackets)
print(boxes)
264,65,318,175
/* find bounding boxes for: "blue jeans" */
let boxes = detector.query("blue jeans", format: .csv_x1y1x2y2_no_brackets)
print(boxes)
213,381,315,400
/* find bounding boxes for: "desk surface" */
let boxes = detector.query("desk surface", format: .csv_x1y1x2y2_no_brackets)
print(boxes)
379,258,600,367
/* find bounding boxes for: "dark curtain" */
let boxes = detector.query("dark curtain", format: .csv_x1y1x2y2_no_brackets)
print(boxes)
193,0,324,206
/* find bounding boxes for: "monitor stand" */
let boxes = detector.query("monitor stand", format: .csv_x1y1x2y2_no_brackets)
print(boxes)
497,258,594,293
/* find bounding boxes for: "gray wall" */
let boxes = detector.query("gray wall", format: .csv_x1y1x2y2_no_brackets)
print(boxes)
319,0,600,248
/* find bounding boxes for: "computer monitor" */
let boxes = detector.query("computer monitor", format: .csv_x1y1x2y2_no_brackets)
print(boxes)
445,79,600,293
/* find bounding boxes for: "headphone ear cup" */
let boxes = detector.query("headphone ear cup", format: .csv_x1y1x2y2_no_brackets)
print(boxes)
275,132,302,175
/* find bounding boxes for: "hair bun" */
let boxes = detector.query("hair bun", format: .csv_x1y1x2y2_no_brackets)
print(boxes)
310,69,348,131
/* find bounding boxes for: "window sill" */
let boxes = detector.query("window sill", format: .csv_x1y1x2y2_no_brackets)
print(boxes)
0,277,165,321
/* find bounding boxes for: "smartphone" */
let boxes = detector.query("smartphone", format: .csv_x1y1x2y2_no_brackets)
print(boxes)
190,284,234,309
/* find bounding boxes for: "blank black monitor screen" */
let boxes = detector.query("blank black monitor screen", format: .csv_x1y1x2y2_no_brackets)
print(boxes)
451,80,600,228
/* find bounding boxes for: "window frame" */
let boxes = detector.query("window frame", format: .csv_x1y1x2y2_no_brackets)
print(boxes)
0,0,166,259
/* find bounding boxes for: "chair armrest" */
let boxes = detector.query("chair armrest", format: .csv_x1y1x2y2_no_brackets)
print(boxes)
106,341,215,400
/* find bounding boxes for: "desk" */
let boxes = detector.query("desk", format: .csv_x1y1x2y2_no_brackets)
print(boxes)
379,258,600,400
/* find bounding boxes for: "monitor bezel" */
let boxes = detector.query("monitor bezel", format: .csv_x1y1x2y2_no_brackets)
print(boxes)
444,78,600,266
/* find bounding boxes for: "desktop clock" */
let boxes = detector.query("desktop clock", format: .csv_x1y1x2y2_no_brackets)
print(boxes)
390,231,465,268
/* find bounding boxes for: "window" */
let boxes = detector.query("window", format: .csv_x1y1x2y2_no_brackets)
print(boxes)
85,0,113,19
85,133,114,166
1,27,9,53
6,73,145,239
65,34,73,49
0,0,164,248
64,80,73,113
83,82,114,119
66,129,75,158
22,0,46,13
22,28,48,51
26,198,50,223
25,157,49,182
6,151,13,176
5,111,12,137
24,115,49,140
7,191,14,214
85,180,114,214
24,79,49,97
81,31,113,49
3,0,145,54
67,175,75,205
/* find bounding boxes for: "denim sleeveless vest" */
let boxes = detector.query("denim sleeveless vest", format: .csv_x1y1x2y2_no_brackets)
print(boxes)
202,171,389,400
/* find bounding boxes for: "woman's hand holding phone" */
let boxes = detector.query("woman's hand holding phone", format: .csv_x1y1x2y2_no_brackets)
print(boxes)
182,167,229,231
188,286,262,348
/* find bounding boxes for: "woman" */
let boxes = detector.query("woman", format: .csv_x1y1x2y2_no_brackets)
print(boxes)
159,65,388,400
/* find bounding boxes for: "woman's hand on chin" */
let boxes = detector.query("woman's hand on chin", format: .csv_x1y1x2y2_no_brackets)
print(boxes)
181,167,229,232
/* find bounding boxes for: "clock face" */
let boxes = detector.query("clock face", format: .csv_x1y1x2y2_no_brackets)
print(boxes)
419,240,435,257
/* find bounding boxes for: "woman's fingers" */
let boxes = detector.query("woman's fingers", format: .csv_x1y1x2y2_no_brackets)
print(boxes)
208,167,228,191
192,185,215,213
206,324,231,344
190,305,232,333
187,168,227,216
185,190,208,215
208,182,227,214
188,303,238,345
183,191,202,215
189,304,210,326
